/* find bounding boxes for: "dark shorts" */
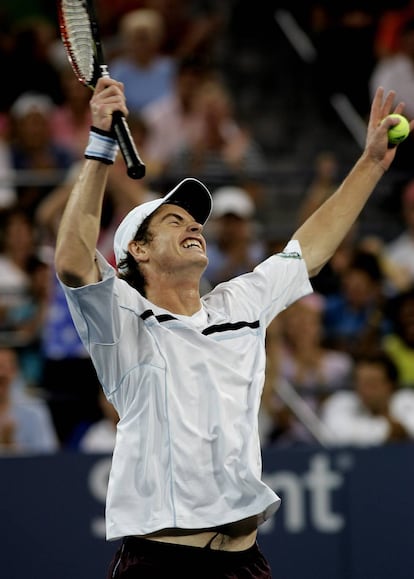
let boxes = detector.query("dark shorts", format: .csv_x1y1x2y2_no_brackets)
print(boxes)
107,536,272,579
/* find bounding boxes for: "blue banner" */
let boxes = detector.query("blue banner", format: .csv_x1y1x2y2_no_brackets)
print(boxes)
1,444,413,579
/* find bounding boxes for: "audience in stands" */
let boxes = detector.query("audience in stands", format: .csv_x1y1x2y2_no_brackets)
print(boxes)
374,0,414,58
384,177,414,288
3,92,75,218
0,345,59,454
1,3,414,454
322,248,391,357
0,16,62,112
142,55,214,176
261,293,353,448
382,287,414,390
296,151,341,226
0,206,49,388
164,76,269,202
320,350,414,446
369,17,414,172
48,64,93,160
96,0,224,62
203,185,266,288
109,8,177,115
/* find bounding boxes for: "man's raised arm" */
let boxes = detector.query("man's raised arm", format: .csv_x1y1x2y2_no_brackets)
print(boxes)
55,77,127,287
292,87,414,277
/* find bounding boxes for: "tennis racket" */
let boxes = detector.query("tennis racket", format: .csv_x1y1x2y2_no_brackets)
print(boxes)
58,0,146,179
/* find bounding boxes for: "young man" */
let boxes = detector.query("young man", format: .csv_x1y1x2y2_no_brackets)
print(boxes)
320,351,414,446
54,77,412,578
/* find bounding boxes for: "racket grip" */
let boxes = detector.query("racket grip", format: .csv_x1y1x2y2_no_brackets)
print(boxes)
112,111,146,179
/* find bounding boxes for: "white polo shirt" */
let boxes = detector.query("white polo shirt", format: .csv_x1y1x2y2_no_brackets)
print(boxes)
59,240,312,541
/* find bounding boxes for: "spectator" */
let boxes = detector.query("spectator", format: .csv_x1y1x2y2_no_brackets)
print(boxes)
141,54,214,175
323,248,391,357
296,151,340,226
370,17,414,121
1,16,63,110
261,293,353,448
36,269,104,447
308,225,359,297
146,0,224,61
109,8,177,115
358,233,413,297
164,76,269,202
320,350,414,446
384,177,414,287
0,345,59,455
374,0,414,59
49,64,93,160
96,0,224,62
0,206,50,388
382,287,414,389
203,185,266,287
4,91,75,218
369,18,414,171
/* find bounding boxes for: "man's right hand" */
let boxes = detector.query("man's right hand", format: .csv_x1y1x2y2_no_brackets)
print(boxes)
90,77,129,133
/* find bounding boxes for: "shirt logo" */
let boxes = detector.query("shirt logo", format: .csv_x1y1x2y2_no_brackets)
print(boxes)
277,251,301,259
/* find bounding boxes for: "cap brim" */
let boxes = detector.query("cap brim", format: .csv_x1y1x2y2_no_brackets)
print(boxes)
162,178,212,225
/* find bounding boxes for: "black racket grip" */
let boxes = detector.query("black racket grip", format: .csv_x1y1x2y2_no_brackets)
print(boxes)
112,111,146,179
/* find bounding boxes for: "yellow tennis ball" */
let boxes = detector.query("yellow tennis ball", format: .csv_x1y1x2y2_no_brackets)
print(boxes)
383,113,410,145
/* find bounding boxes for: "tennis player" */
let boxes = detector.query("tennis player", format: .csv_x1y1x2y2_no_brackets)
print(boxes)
55,77,412,578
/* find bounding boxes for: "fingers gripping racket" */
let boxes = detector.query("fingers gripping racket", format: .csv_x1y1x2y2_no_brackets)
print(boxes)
58,0,146,179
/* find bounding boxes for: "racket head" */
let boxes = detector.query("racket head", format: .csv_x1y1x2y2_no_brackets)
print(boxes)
58,0,101,89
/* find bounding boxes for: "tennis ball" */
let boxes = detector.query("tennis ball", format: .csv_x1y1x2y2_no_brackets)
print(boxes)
383,113,410,145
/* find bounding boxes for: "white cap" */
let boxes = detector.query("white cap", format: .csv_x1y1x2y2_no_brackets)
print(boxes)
10,92,54,118
114,177,212,269
212,186,255,219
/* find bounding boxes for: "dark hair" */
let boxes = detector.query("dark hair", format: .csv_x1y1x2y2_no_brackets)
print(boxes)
385,286,414,337
348,249,383,282
117,212,155,296
354,350,399,387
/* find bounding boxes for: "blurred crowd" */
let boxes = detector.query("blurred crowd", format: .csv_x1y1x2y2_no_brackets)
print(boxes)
2,1,414,455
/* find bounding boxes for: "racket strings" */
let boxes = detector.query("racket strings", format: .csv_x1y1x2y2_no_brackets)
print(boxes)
60,0,95,85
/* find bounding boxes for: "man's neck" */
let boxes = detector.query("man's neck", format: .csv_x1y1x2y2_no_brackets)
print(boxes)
146,281,202,316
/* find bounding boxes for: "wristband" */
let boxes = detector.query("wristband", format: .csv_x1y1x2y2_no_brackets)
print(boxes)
84,127,119,165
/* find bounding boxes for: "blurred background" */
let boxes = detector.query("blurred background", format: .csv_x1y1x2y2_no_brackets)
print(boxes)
1,1,414,578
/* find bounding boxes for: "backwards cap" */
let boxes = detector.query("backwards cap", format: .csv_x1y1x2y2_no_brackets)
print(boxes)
113,177,212,269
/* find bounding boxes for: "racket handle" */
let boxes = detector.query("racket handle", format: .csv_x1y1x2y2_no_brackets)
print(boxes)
112,111,146,179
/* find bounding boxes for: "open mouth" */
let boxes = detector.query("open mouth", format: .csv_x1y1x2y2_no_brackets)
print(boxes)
182,239,203,250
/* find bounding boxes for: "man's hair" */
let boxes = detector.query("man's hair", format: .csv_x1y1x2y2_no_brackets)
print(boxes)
354,350,399,388
117,212,154,296
348,249,383,283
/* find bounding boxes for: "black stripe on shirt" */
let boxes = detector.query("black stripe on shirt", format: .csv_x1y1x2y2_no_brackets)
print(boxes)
140,309,260,335
202,320,260,335
141,310,176,323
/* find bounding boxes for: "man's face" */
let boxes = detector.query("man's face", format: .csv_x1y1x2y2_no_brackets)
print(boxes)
355,362,392,414
142,204,208,274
